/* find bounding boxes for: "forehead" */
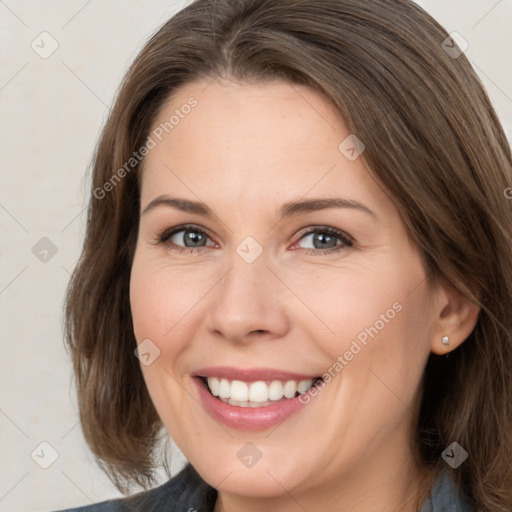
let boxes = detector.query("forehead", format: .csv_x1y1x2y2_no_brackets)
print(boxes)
140,78,388,218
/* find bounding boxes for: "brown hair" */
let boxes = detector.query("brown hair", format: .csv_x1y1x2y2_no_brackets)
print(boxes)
63,0,512,509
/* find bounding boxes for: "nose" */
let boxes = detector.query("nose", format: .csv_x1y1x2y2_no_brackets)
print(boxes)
205,255,289,344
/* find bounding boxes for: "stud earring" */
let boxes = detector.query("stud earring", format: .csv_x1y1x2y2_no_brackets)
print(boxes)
441,336,449,347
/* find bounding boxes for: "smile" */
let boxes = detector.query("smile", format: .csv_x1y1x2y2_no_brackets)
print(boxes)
203,376,321,407
192,369,325,430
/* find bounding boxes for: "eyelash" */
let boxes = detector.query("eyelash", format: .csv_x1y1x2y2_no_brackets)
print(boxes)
154,223,354,255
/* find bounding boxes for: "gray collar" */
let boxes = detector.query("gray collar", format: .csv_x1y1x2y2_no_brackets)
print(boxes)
419,470,475,511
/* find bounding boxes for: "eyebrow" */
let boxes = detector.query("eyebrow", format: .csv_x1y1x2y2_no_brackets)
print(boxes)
141,195,377,220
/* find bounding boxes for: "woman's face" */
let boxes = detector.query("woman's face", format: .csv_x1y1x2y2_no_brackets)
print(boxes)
129,79,439,502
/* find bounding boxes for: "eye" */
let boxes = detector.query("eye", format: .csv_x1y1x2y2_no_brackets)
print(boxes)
155,224,353,255
292,226,353,254
156,224,215,253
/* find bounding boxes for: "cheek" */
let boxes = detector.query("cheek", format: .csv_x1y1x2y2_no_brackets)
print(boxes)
128,253,218,406
301,258,431,395
281,262,409,361
129,255,202,346
129,256,195,431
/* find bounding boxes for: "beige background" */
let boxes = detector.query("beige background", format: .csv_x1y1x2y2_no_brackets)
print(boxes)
1,1,511,511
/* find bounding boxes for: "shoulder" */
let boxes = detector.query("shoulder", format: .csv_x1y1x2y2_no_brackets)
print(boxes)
52,463,217,512
420,470,476,512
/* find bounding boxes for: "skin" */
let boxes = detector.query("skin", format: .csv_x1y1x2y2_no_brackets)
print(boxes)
129,78,480,512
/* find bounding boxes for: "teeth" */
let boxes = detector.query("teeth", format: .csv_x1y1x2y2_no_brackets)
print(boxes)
206,377,316,402
231,380,248,401
221,397,275,408
297,379,314,394
283,380,297,398
268,381,283,401
248,381,267,402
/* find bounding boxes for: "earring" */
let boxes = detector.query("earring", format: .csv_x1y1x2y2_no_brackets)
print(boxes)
441,336,449,347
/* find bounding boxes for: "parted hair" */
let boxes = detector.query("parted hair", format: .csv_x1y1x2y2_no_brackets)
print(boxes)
63,0,512,510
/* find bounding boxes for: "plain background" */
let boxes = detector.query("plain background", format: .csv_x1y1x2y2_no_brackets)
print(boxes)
1,1,511,511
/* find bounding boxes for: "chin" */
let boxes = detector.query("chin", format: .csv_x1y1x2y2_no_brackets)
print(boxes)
196,456,312,498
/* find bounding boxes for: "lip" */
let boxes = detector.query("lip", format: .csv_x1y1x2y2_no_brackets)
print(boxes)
192,366,321,383
192,376,314,430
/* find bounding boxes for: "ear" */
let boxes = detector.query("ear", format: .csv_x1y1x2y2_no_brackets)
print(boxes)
429,279,481,355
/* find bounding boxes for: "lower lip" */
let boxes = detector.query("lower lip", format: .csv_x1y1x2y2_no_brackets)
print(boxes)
192,377,310,430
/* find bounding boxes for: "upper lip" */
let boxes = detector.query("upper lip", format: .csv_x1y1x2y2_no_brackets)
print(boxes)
192,366,321,382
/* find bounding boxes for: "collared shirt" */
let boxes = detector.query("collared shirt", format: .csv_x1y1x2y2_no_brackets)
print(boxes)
419,470,475,512
54,462,476,512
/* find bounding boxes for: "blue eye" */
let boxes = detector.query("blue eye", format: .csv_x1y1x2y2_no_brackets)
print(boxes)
293,227,353,254
155,224,353,255
157,224,214,253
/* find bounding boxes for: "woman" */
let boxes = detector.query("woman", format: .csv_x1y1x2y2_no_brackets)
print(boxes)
58,0,512,511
